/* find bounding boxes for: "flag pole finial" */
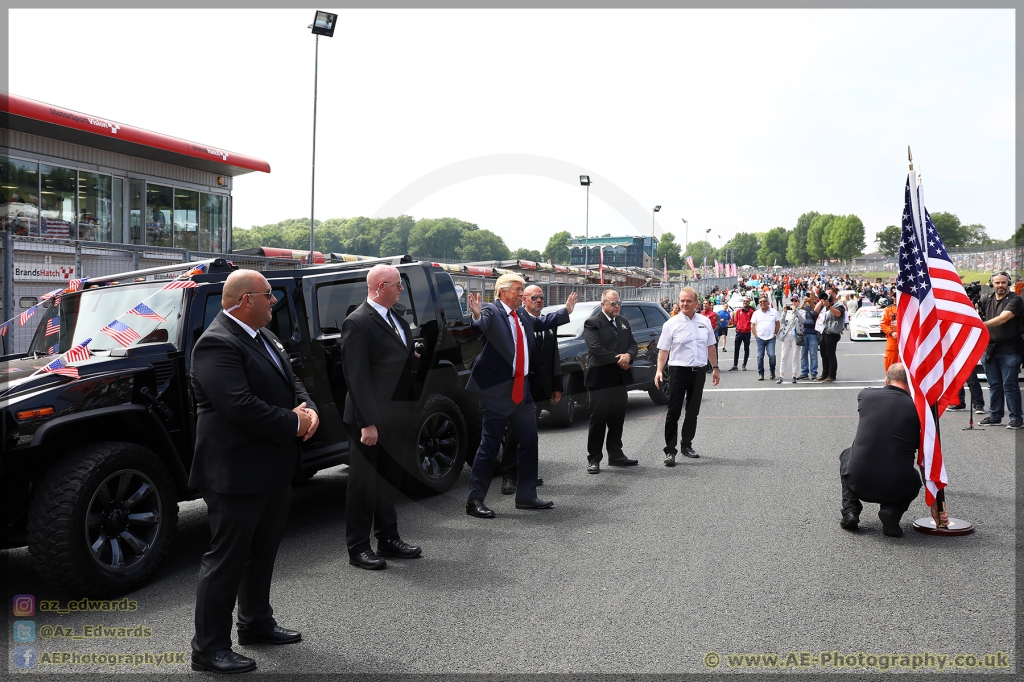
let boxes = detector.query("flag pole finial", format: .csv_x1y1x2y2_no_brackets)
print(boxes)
908,145,913,171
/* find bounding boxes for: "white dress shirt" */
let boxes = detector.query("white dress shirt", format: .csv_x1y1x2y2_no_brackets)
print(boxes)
657,312,715,367
367,298,407,345
498,300,529,375
224,310,300,432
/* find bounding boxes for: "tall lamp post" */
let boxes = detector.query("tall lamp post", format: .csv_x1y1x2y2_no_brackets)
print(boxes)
308,11,337,261
651,205,661,268
580,175,591,281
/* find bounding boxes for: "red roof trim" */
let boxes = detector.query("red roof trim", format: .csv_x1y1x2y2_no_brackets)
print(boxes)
1,93,270,174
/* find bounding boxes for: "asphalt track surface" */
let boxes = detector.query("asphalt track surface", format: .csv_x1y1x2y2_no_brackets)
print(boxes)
3,338,1017,677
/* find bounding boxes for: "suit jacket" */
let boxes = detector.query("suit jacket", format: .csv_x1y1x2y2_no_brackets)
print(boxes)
842,385,922,502
466,301,570,400
340,301,417,429
530,319,564,402
189,311,315,495
583,311,638,389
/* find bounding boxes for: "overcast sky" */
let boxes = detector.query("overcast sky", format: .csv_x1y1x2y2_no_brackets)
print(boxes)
9,8,1015,254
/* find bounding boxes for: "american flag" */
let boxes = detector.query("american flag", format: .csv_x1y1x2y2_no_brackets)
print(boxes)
162,280,199,290
40,356,78,378
63,338,92,364
100,319,141,347
897,173,989,506
0,322,8,337
45,316,60,336
39,288,62,302
47,344,57,354
128,302,166,321
685,256,696,277
184,263,208,277
19,306,37,326
67,278,87,292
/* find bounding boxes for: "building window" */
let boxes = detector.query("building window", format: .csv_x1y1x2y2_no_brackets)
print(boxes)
112,177,124,242
200,193,227,252
78,171,113,242
146,184,173,247
0,158,39,236
173,188,199,250
40,165,77,239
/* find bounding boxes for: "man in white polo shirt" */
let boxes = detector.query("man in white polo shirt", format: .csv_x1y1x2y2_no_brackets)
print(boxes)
654,287,720,466
750,296,781,381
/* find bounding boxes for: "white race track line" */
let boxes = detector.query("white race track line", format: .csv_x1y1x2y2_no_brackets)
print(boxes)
705,385,877,392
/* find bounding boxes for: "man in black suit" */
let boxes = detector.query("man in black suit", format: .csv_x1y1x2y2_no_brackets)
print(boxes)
584,289,639,473
340,264,423,570
464,274,576,517
497,284,564,495
190,269,319,674
839,362,922,537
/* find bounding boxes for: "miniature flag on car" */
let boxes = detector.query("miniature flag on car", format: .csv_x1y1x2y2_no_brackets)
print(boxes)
19,306,37,326
183,263,208,277
66,278,87,293
100,319,141,347
128,302,166,322
63,338,92,364
162,280,199,290
0,321,8,337
45,316,60,336
40,356,78,379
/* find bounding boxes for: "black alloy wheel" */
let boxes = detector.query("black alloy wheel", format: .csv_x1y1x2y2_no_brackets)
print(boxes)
85,469,163,573
408,395,467,495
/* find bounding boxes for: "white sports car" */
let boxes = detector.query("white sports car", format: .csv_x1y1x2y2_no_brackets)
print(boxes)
848,306,885,341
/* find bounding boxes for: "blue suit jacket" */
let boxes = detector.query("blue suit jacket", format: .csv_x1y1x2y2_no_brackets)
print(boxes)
466,301,570,400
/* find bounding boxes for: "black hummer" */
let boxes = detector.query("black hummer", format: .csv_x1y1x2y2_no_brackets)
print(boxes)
1,256,482,597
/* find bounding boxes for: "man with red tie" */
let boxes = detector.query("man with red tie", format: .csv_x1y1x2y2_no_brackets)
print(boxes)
464,274,577,518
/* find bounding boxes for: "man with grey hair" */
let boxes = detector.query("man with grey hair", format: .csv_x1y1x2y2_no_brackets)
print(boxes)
464,274,576,517
839,362,922,537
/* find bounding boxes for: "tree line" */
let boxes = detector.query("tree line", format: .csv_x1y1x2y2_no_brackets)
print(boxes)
875,213,1007,256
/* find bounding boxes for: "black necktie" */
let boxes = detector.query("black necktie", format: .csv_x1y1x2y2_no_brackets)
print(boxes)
385,310,400,336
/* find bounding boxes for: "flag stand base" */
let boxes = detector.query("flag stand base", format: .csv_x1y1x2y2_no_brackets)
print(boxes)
912,516,975,535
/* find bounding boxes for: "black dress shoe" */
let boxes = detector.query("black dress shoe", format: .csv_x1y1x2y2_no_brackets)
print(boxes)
466,499,496,518
191,649,256,673
878,509,904,537
680,447,700,459
840,513,859,530
607,457,639,466
515,497,554,509
237,624,302,646
536,477,544,486
664,453,676,467
377,537,422,559
587,462,600,474
349,550,387,570
501,477,516,495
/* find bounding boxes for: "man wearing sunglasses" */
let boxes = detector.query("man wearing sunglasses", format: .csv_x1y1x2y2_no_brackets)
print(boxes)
189,269,319,674
583,289,639,473
497,284,565,494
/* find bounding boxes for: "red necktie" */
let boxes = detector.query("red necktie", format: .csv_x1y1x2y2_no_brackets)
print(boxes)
510,309,525,404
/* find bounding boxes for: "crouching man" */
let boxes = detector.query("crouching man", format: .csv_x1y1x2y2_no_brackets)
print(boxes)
839,362,921,537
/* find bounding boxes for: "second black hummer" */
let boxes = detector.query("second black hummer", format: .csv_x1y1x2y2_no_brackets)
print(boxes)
1,256,482,597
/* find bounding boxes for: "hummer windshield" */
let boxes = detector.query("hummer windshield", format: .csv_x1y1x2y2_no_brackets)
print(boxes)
28,282,187,355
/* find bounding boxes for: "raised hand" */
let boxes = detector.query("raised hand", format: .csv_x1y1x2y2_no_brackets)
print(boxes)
468,292,482,319
564,291,578,314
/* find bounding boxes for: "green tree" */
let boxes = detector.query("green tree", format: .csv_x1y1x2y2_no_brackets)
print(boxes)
542,230,572,265
806,214,836,262
657,231,683,269
1014,223,1024,248
786,211,818,265
757,227,790,266
728,232,760,267
408,218,478,260
457,229,510,261
875,225,901,256
929,212,963,248
512,247,543,262
960,223,993,247
684,240,717,268
826,214,866,260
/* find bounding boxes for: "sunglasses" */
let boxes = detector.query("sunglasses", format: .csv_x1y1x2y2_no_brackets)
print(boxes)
528,295,544,301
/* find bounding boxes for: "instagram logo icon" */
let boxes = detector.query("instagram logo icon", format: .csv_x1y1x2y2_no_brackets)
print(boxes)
12,594,35,617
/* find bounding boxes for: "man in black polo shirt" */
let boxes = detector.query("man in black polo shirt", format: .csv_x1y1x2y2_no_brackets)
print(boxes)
839,363,921,537
978,272,1024,429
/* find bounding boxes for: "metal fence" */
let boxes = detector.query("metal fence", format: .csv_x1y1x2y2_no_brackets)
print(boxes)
0,233,303,353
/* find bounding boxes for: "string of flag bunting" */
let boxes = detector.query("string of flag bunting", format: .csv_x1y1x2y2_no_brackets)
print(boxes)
16,264,207,381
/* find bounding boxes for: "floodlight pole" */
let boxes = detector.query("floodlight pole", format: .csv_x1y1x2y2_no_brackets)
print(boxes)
309,33,319,260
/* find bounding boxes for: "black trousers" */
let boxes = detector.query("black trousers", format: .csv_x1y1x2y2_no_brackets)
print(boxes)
588,382,628,463
956,375,985,409
839,448,917,521
498,402,543,479
664,366,707,454
820,333,840,380
468,389,540,501
193,485,291,653
345,420,407,555
733,332,751,368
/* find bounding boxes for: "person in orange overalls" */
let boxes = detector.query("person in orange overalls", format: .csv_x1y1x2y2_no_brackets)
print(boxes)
879,298,899,373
